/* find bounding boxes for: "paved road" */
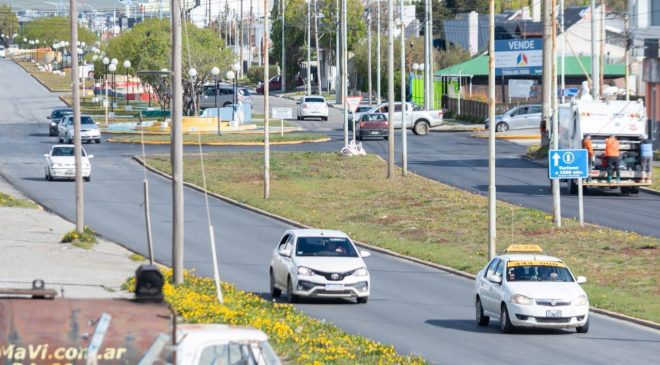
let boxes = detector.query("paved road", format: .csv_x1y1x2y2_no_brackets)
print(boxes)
1,58,659,365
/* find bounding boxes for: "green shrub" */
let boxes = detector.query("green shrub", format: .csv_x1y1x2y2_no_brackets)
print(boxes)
247,65,280,84
61,226,98,248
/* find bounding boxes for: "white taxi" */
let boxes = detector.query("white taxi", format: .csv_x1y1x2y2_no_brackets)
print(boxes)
269,229,371,303
474,245,590,333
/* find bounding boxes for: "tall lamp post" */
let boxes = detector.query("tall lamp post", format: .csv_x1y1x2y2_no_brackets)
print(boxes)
102,57,110,126
188,67,198,115
231,62,240,106
110,58,118,111
226,69,236,122
123,60,132,110
211,66,222,135
35,39,39,62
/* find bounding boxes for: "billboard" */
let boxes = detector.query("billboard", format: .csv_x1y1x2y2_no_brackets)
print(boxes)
495,38,543,76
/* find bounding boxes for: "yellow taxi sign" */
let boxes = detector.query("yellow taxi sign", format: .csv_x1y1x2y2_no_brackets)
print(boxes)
507,260,566,268
505,244,543,253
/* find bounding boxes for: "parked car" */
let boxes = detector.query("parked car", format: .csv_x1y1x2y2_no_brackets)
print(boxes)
256,75,304,94
47,108,73,136
474,244,590,333
351,113,388,140
58,115,101,144
352,102,443,135
198,84,252,109
269,229,371,303
485,104,542,132
43,144,93,181
296,96,328,121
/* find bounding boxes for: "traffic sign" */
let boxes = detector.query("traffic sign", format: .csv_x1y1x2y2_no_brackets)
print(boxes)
271,107,293,119
563,88,579,97
548,149,588,179
345,96,363,113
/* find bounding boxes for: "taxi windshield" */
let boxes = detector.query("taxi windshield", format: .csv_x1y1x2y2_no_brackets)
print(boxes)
506,262,574,282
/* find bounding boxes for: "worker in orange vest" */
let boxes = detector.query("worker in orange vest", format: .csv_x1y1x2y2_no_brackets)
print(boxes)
582,134,594,181
604,134,621,183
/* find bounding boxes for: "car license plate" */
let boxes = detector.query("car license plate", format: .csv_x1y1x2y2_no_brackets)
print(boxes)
325,284,344,291
65,169,75,175
546,310,562,318
370,131,379,135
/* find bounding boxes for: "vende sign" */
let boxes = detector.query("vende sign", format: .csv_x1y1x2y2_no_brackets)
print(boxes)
495,38,543,76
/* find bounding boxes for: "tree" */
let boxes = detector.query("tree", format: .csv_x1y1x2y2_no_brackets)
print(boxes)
95,18,233,111
270,0,366,91
19,17,97,47
0,4,18,47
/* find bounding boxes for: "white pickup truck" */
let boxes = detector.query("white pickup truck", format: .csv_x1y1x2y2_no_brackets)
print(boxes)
350,102,443,135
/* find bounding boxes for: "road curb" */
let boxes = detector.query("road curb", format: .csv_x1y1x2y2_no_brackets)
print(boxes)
110,137,331,146
471,133,541,140
132,155,659,330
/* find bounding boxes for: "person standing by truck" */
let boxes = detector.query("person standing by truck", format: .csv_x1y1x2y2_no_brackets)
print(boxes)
641,135,653,182
605,134,621,183
582,134,594,180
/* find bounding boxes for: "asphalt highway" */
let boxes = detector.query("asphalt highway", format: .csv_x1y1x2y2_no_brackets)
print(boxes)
1,58,659,364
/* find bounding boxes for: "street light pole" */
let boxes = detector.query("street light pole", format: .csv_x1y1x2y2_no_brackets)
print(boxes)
171,0,185,285
400,0,407,176
212,66,221,135
306,0,311,94
367,0,372,105
281,0,286,92
488,0,496,259
70,0,84,233
123,59,131,110
386,0,394,178
376,0,381,104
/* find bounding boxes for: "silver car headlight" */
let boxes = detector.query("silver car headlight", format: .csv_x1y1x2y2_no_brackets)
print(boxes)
511,294,534,305
297,266,314,276
352,267,368,277
572,294,588,306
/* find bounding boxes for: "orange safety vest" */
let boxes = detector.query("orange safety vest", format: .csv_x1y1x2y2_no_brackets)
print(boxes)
582,139,594,158
605,137,620,157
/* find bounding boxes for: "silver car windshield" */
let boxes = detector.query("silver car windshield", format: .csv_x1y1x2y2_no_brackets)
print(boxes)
52,147,86,157
506,263,573,282
296,237,358,257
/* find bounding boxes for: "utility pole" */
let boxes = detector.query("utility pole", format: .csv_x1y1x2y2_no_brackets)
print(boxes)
368,0,372,104
171,0,184,285
600,0,605,96
281,0,286,92
377,0,381,104
387,0,394,178
400,0,407,176
625,12,630,100
70,0,83,233
487,0,496,260
561,0,565,103
342,0,348,147
552,0,561,228
248,0,253,72
544,0,561,227
591,0,599,99
424,0,432,109
306,0,311,94
264,0,270,199
335,0,340,104
314,0,322,95
239,0,244,79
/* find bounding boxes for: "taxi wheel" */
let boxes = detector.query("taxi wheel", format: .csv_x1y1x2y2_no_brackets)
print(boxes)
475,297,490,326
500,304,515,333
286,277,298,303
269,269,281,298
576,318,590,333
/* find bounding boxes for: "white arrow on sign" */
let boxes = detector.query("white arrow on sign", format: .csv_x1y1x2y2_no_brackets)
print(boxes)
552,152,560,166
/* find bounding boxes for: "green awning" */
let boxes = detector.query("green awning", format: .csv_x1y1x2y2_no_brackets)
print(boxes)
436,55,625,77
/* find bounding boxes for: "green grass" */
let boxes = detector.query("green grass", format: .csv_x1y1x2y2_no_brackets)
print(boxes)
17,61,94,92
0,192,38,209
111,132,328,144
526,144,549,160
145,152,660,323
650,166,660,191
61,226,98,249
128,253,147,262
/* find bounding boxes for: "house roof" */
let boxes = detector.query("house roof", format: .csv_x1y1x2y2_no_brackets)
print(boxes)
436,56,625,77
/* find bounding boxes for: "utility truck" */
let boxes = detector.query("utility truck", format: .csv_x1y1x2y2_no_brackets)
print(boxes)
558,99,650,195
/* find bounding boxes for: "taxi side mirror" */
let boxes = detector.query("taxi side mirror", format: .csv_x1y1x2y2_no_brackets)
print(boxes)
576,276,587,284
487,274,502,284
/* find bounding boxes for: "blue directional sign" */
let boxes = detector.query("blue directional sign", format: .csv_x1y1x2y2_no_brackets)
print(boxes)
563,88,579,97
548,149,589,179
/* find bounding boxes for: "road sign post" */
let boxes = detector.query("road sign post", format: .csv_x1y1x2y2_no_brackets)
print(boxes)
549,149,588,227
272,107,293,137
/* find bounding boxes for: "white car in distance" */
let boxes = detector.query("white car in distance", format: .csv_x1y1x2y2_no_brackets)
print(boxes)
44,145,93,181
58,115,102,144
296,96,329,121
474,245,590,333
270,229,371,303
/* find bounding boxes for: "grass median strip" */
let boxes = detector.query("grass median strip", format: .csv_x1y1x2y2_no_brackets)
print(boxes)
125,270,427,365
0,192,38,209
145,152,659,323
112,133,329,145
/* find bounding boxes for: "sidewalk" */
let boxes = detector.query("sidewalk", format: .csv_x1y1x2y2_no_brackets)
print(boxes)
0,176,139,298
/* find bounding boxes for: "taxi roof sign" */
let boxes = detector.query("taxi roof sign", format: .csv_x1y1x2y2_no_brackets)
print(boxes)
505,244,543,253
